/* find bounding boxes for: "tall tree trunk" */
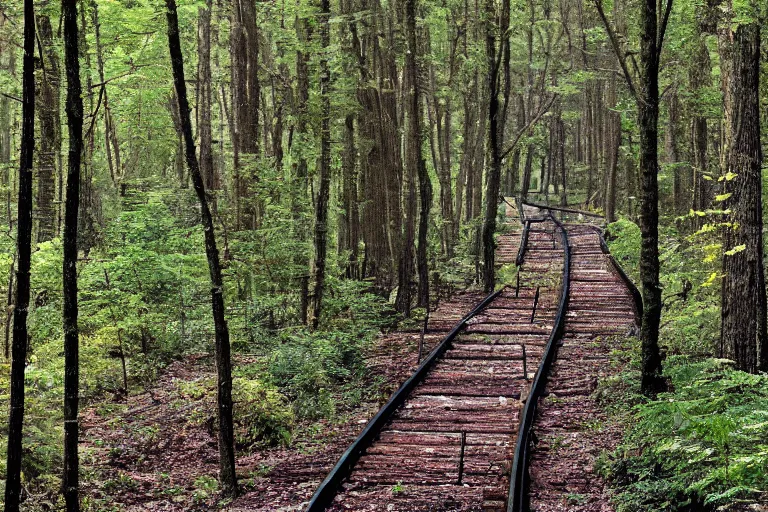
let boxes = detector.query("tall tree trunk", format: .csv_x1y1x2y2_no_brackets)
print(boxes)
0,16,14,184
294,12,311,323
482,0,506,292
231,0,260,230
36,15,60,243
310,0,332,328
666,88,685,214
61,0,83,507
406,0,432,308
636,0,665,395
605,73,619,222
93,2,122,192
690,30,711,221
720,17,765,373
164,0,238,495
4,0,34,507
198,0,217,190
338,114,359,278
78,4,98,255
395,126,417,315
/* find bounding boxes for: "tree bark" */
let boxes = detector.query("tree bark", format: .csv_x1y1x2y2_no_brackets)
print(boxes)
198,0,217,190
231,0,260,230
61,0,83,507
4,0,35,507
637,0,665,395
165,0,238,495
310,0,332,328
36,15,61,242
482,0,507,292
720,19,766,373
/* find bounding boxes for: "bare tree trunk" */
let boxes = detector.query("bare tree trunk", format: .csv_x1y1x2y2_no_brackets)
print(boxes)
720,18,765,373
482,0,508,292
690,30,711,221
198,0,217,190
165,0,238,495
636,0,665,395
231,0,260,230
93,2,123,193
36,15,60,243
605,72,619,222
61,0,83,507
4,0,35,507
310,0,332,328
666,88,685,214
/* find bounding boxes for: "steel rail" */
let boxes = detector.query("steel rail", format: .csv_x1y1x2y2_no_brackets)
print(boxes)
305,286,506,512
521,200,606,220
507,206,571,512
591,225,643,328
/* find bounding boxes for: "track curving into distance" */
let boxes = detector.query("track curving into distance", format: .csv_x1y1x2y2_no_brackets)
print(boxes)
305,200,638,512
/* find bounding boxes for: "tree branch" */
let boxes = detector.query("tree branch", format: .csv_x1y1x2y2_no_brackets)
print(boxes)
592,0,638,100
500,93,558,161
657,0,673,59
0,92,22,103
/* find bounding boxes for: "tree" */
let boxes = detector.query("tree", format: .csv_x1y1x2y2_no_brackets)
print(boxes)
197,0,217,190
4,0,35,507
61,0,84,507
35,15,61,242
164,0,238,495
482,0,510,293
230,0,260,230
720,5,765,373
310,0,332,328
595,0,670,395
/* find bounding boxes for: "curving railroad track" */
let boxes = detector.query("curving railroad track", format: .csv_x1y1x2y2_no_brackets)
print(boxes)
305,200,639,512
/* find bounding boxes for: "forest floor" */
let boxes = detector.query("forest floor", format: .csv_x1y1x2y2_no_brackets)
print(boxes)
80,292,486,511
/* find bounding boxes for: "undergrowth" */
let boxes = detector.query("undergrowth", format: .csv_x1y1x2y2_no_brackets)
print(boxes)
602,218,768,511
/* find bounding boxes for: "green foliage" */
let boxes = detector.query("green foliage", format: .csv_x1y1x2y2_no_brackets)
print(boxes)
605,358,768,512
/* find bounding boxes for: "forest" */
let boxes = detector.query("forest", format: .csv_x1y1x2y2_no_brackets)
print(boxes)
0,0,766,509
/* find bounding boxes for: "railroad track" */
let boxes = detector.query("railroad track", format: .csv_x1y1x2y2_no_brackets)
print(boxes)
305,200,639,512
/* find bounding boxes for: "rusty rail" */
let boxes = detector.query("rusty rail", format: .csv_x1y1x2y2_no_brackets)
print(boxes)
507,203,571,512
592,225,643,328
305,286,506,512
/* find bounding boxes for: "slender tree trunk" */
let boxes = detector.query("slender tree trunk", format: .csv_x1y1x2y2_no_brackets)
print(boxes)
666,88,685,214
4,0,35,507
294,12,311,323
690,30,711,221
0,17,14,185
198,0,217,190
61,0,83,507
606,73,619,222
482,0,504,292
395,128,417,315
231,0,260,230
720,18,765,373
310,0,332,328
93,2,122,192
164,0,238,495
406,0,431,308
637,0,665,395
36,15,60,243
